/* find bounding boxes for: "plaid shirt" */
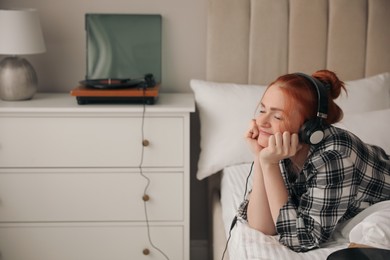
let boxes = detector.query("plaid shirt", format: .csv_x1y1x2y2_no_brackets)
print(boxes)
276,125,390,252
237,125,390,252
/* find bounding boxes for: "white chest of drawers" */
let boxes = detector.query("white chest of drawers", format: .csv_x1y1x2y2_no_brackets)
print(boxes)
0,93,195,260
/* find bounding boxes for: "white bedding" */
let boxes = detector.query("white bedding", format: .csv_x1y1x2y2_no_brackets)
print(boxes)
220,163,390,260
220,163,253,236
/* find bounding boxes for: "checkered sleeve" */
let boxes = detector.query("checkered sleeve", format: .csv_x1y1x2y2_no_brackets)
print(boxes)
276,150,355,252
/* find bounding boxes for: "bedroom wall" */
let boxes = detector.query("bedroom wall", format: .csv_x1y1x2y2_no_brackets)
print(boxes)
0,0,207,93
0,0,209,246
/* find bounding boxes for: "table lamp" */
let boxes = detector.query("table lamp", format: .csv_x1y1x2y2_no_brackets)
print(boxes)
0,9,46,101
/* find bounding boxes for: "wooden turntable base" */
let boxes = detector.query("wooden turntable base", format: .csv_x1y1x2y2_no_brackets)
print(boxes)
70,84,160,105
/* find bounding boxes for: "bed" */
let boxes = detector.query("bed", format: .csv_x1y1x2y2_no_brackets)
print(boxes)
190,0,390,259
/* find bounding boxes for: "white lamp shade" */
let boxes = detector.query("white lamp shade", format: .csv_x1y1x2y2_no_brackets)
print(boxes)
0,9,46,55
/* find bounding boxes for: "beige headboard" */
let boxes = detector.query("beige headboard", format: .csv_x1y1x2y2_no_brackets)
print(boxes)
206,0,390,85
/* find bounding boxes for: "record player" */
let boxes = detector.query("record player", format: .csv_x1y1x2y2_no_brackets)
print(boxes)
70,74,160,105
71,14,162,105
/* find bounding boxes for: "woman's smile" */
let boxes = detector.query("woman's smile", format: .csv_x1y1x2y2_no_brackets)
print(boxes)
258,129,272,137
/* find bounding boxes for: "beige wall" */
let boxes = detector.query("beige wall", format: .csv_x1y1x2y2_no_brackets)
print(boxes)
0,0,207,93
0,0,209,241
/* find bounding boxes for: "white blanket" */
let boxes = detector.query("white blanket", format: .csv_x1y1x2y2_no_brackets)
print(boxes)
228,221,347,260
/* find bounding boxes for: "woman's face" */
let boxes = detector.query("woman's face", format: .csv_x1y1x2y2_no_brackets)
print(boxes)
255,84,302,148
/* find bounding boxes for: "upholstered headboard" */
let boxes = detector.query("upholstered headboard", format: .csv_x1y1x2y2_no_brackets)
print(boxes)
206,0,390,84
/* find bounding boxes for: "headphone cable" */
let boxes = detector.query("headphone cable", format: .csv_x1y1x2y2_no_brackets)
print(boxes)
221,161,254,260
138,88,169,260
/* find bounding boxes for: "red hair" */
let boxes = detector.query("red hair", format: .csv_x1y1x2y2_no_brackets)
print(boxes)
262,70,346,132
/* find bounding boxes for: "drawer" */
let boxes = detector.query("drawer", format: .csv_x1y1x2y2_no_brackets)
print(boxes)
0,116,184,168
0,171,184,222
0,225,184,260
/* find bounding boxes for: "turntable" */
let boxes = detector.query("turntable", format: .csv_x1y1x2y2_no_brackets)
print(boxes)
71,14,162,105
70,74,160,105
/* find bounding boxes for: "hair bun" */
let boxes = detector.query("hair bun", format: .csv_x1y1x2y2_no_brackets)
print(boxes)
312,70,346,99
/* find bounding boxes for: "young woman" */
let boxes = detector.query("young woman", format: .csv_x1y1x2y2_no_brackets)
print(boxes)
241,70,390,252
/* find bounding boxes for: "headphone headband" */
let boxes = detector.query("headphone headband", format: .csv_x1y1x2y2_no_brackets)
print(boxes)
294,72,328,119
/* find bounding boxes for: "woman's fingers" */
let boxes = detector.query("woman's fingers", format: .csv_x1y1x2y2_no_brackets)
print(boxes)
245,119,262,154
263,132,301,162
245,119,259,139
282,131,291,155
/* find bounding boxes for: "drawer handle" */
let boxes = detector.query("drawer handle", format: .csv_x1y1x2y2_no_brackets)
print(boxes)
142,194,150,202
142,139,150,147
143,248,150,255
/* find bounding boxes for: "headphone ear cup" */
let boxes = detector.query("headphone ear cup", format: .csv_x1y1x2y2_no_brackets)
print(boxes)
299,119,325,145
299,120,313,144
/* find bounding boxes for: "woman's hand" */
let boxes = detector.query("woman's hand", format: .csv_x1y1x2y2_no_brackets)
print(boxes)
259,131,301,165
245,119,262,154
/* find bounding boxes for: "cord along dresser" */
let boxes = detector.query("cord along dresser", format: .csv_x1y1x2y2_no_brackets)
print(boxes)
0,93,194,260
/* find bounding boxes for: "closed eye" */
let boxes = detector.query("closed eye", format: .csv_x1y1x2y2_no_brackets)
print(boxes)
260,103,285,119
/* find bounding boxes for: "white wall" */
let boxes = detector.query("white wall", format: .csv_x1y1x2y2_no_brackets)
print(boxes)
0,0,207,93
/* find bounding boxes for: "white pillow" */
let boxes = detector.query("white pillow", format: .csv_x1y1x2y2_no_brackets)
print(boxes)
348,201,390,249
334,108,390,154
335,72,390,115
192,73,390,180
190,79,267,180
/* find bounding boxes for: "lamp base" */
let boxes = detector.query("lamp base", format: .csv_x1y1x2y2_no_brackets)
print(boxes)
0,56,38,101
